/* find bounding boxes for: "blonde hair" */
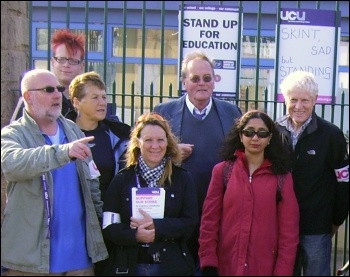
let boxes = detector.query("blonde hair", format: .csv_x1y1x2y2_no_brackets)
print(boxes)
126,112,181,186
69,71,105,101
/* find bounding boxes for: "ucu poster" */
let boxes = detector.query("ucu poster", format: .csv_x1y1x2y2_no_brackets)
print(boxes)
277,8,340,104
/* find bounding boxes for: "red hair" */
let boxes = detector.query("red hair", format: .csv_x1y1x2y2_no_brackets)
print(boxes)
51,29,85,59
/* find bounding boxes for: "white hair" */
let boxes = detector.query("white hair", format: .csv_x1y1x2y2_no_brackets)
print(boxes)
280,71,318,99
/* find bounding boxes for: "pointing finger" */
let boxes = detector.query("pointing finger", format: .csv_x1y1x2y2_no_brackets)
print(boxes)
77,136,95,144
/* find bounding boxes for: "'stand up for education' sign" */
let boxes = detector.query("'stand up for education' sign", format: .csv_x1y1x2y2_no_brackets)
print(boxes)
277,8,340,104
179,5,241,99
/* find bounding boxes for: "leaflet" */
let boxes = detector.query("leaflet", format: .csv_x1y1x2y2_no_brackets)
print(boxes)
131,187,165,219
102,211,121,229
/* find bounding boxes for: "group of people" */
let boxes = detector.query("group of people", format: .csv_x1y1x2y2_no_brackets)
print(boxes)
1,29,348,277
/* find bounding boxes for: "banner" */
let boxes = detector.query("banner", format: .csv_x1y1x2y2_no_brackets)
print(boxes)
277,8,340,104
179,4,241,99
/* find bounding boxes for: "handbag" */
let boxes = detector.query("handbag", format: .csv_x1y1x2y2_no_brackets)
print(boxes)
103,245,138,276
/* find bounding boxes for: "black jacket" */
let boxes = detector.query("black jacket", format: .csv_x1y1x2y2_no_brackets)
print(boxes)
276,112,349,235
102,165,199,276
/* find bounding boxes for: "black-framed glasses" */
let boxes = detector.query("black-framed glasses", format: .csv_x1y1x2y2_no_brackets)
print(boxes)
242,129,270,138
189,75,213,83
27,86,65,93
53,56,81,65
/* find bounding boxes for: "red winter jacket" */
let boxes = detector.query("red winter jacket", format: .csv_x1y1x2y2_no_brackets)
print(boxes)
199,150,299,276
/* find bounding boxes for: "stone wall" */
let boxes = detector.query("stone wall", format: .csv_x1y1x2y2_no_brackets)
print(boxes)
1,1,29,221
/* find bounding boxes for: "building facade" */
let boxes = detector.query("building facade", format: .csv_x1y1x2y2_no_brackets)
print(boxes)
29,1,349,129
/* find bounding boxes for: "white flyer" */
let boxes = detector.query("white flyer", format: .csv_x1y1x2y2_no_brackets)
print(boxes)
102,212,121,229
132,187,165,219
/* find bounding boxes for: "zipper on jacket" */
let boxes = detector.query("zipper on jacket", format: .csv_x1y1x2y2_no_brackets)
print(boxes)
249,176,252,183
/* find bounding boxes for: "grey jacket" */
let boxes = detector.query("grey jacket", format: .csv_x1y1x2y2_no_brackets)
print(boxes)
1,110,108,273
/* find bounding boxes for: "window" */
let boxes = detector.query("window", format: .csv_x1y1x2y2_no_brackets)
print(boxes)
112,27,178,58
242,35,275,59
340,36,349,66
88,62,178,97
36,28,103,53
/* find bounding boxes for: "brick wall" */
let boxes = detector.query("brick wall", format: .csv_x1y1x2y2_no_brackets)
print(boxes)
1,1,29,221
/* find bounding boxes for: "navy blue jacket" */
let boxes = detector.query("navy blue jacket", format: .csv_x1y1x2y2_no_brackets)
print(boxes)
154,95,241,139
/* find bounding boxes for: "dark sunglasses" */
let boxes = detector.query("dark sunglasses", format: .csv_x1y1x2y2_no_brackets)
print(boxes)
189,75,213,83
27,86,66,93
242,129,270,138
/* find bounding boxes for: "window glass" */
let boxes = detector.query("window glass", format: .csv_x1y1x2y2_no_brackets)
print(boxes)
88,62,178,96
36,28,103,53
242,35,275,59
340,36,349,66
34,59,50,69
239,68,275,113
112,27,178,58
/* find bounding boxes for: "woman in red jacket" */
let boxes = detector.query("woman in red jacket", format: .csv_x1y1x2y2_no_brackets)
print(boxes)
199,110,299,276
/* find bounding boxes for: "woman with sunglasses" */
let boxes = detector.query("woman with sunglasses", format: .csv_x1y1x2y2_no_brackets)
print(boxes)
199,110,299,276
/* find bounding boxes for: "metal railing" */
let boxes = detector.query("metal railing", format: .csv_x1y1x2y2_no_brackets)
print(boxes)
25,1,349,274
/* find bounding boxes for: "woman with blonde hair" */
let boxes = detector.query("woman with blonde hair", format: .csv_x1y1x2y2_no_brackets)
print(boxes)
102,112,198,276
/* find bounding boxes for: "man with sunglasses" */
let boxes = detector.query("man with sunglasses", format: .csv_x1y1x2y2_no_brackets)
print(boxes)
154,50,242,275
1,69,107,276
51,29,85,116
276,71,349,276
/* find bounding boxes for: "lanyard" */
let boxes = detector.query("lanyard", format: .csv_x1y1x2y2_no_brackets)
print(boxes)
41,174,51,239
135,173,141,188
40,121,67,239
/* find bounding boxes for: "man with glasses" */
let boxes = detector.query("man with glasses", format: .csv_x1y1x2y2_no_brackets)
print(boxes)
154,50,242,275
1,69,107,276
276,71,349,276
51,29,85,116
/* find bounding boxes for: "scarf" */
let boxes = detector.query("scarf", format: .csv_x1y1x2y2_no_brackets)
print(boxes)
138,156,166,188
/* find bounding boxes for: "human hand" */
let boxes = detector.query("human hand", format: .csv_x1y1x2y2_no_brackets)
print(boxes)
135,221,155,243
68,136,95,160
178,143,194,161
130,209,154,230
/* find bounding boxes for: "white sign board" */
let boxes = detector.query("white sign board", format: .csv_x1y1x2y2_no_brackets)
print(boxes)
277,8,340,104
179,4,241,99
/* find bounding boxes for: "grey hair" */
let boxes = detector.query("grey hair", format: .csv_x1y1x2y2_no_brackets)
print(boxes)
180,50,215,80
280,71,318,99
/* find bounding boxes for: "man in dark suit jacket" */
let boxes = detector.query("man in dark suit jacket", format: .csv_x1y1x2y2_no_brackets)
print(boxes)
154,50,242,275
